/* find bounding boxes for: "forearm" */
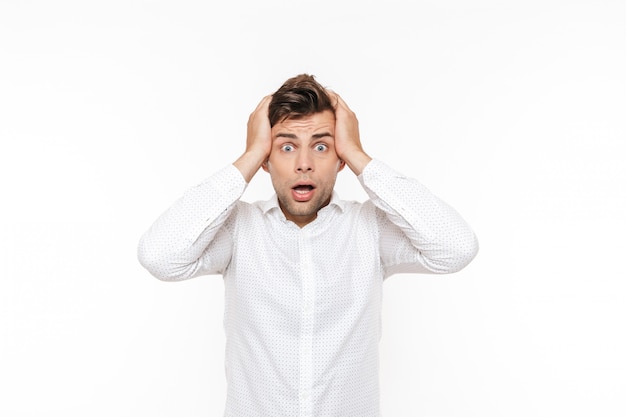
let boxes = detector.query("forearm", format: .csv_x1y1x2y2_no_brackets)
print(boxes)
137,165,246,281
233,148,267,183
341,148,372,176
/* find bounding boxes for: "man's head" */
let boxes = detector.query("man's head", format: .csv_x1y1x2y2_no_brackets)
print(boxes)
263,74,345,227
268,74,335,127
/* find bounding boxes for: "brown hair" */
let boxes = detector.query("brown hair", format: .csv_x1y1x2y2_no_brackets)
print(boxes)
268,74,335,127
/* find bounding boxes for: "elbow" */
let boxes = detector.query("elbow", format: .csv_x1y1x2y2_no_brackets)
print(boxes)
137,243,171,281
426,232,479,275
137,237,192,282
445,232,479,274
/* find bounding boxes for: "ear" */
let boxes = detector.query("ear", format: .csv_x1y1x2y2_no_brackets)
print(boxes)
338,159,346,172
261,159,270,173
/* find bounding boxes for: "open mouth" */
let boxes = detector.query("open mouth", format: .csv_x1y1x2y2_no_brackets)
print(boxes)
292,184,315,201
293,184,314,194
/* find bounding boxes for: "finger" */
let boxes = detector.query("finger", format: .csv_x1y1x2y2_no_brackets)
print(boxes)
324,89,341,108
334,94,351,111
253,95,272,113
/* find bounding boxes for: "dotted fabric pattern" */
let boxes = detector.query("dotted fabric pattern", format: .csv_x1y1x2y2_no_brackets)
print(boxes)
138,159,478,417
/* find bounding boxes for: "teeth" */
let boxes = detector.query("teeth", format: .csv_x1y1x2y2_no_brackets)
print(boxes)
294,185,313,193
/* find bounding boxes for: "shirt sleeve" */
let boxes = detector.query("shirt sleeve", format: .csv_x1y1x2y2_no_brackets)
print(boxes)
358,159,479,276
137,164,247,281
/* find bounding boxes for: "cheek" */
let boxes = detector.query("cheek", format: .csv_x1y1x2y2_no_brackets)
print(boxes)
265,159,290,178
267,152,293,167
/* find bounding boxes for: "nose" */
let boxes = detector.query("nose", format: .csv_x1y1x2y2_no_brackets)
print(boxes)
295,149,313,173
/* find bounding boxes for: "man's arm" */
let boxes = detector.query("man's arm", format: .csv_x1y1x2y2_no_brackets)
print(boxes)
361,160,479,275
330,91,478,275
137,96,273,281
136,165,245,281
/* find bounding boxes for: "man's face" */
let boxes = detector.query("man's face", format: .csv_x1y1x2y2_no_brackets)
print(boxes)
263,110,345,227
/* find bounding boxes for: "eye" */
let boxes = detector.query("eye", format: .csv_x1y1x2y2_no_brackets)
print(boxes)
281,144,294,152
314,144,328,152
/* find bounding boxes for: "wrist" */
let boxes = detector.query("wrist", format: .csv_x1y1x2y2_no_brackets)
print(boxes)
233,149,267,183
341,149,372,176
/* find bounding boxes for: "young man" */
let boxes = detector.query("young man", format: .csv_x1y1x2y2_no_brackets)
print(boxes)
138,74,479,417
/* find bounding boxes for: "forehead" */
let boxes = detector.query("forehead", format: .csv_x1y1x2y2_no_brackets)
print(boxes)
272,110,335,134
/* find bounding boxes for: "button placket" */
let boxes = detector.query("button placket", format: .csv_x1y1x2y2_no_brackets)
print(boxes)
298,229,315,417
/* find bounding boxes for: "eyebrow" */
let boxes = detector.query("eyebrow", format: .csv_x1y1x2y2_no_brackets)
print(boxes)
274,132,333,140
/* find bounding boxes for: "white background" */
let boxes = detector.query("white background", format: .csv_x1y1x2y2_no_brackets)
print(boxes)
1,0,624,416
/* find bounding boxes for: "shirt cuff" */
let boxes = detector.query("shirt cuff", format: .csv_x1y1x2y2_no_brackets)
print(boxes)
358,159,406,190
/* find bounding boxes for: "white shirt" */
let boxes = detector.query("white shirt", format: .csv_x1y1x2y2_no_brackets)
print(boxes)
138,159,478,417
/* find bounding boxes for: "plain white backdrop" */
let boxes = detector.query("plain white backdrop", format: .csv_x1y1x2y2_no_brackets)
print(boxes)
1,0,624,416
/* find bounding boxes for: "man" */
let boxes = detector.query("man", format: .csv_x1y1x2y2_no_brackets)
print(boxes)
137,74,478,417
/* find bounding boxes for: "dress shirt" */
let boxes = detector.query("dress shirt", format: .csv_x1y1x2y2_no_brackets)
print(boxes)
138,159,478,417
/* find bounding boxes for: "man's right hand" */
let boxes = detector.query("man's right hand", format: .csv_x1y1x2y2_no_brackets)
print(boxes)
233,95,272,182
